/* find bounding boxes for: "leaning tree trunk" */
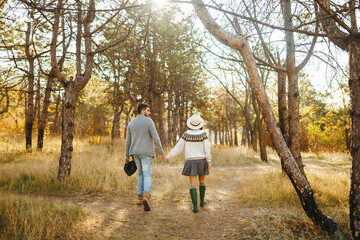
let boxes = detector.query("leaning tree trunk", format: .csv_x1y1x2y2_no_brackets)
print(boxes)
38,72,54,150
57,85,77,179
349,40,360,240
192,0,337,232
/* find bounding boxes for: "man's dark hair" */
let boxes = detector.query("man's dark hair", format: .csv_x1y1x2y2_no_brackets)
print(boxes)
138,103,150,114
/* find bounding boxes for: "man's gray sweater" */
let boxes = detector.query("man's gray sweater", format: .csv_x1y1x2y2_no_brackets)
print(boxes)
125,115,164,157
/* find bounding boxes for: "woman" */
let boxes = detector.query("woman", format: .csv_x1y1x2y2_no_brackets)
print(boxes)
166,114,211,213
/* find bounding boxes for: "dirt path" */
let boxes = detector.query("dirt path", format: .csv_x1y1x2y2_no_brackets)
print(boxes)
69,163,278,240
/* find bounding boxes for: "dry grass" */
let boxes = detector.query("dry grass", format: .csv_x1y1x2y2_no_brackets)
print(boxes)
238,168,349,207
0,193,84,240
0,136,353,239
237,163,351,238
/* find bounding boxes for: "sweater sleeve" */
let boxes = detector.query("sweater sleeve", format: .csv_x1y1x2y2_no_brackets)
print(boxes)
166,138,185,159
125,126,131,157
149,119,165,155
203,138,211,163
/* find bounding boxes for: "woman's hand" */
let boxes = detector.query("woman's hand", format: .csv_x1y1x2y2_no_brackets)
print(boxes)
208,163,211,170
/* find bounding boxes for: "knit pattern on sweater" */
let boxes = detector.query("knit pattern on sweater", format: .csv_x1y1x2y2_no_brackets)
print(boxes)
181,132,208,142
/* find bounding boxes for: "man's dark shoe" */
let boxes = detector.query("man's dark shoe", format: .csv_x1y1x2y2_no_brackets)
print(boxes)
143,192,151,211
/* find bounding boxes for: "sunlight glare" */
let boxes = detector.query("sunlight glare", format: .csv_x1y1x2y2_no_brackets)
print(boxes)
151,0,167,8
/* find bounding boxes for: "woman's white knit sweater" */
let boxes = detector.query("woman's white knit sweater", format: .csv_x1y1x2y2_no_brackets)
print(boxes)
166,130,211,162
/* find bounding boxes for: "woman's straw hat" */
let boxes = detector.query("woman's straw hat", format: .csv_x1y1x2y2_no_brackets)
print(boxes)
187,114,204,130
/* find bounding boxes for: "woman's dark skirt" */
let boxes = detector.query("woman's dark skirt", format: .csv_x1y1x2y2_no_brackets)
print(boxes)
182,159,209,176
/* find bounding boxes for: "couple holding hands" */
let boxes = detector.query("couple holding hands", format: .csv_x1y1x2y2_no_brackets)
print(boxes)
125,103,211,213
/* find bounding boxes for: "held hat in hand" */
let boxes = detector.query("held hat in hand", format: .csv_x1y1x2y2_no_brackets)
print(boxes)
187,114,204,130
124,160,137,176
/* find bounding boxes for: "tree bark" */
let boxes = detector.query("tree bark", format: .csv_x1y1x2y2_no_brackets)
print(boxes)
156,92,167,146
233,122,238,146
253,94,267,162
315,0,358,236
25,22,35,152
34,76,41,122
51,88,62,136
281,0,304,175
51,0,96,179
167,81,173,145
277,70,289,145
349,40,360,240
192,0,338,232
0,89,10,115
111,80,122,140
58,85,77,178
37,72,54,150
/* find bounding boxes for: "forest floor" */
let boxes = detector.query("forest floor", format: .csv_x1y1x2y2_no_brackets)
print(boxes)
34,158,348,240
0,140,351,239
74,164,274,240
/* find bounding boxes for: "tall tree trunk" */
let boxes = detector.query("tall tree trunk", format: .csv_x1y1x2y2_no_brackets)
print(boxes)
251,118,258,152
58,85,77,179
167,82,173,145
277,70,289,145
259,118,268,162
34,76,41,122
229,122,233,146
179,99,185,135
241,123,249,146
25,22,35,152
234,122,238,146
111,80,122,140
123,109,131,139
172,89,179,143
192,0,338,232
37,72,54,150
51,88,62,136
277,70,288,170
253,93,267,161
156,93,167,146
349,41,360,240
282,0,304,174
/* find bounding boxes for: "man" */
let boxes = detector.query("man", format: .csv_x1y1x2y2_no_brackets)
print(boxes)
125,103,165,212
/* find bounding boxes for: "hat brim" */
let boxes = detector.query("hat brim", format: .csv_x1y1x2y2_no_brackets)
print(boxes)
187,117,204,130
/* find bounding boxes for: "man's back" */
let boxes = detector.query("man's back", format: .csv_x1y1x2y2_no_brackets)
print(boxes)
125,115,164,157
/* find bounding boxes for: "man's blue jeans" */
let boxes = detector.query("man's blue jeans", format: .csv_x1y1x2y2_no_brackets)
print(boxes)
133,155,152,196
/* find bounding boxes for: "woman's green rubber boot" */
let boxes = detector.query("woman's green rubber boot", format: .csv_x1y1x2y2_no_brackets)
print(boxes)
200,185,207,207
190,189,198,213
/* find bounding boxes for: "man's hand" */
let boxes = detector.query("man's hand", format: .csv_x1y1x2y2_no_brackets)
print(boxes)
125,156,130,163
208,163,212,170
160,154,165,160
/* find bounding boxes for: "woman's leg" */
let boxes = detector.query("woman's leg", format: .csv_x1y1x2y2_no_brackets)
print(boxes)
198,175,207,207
189,176,198,213
189,176,198,188
199,175,206,185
